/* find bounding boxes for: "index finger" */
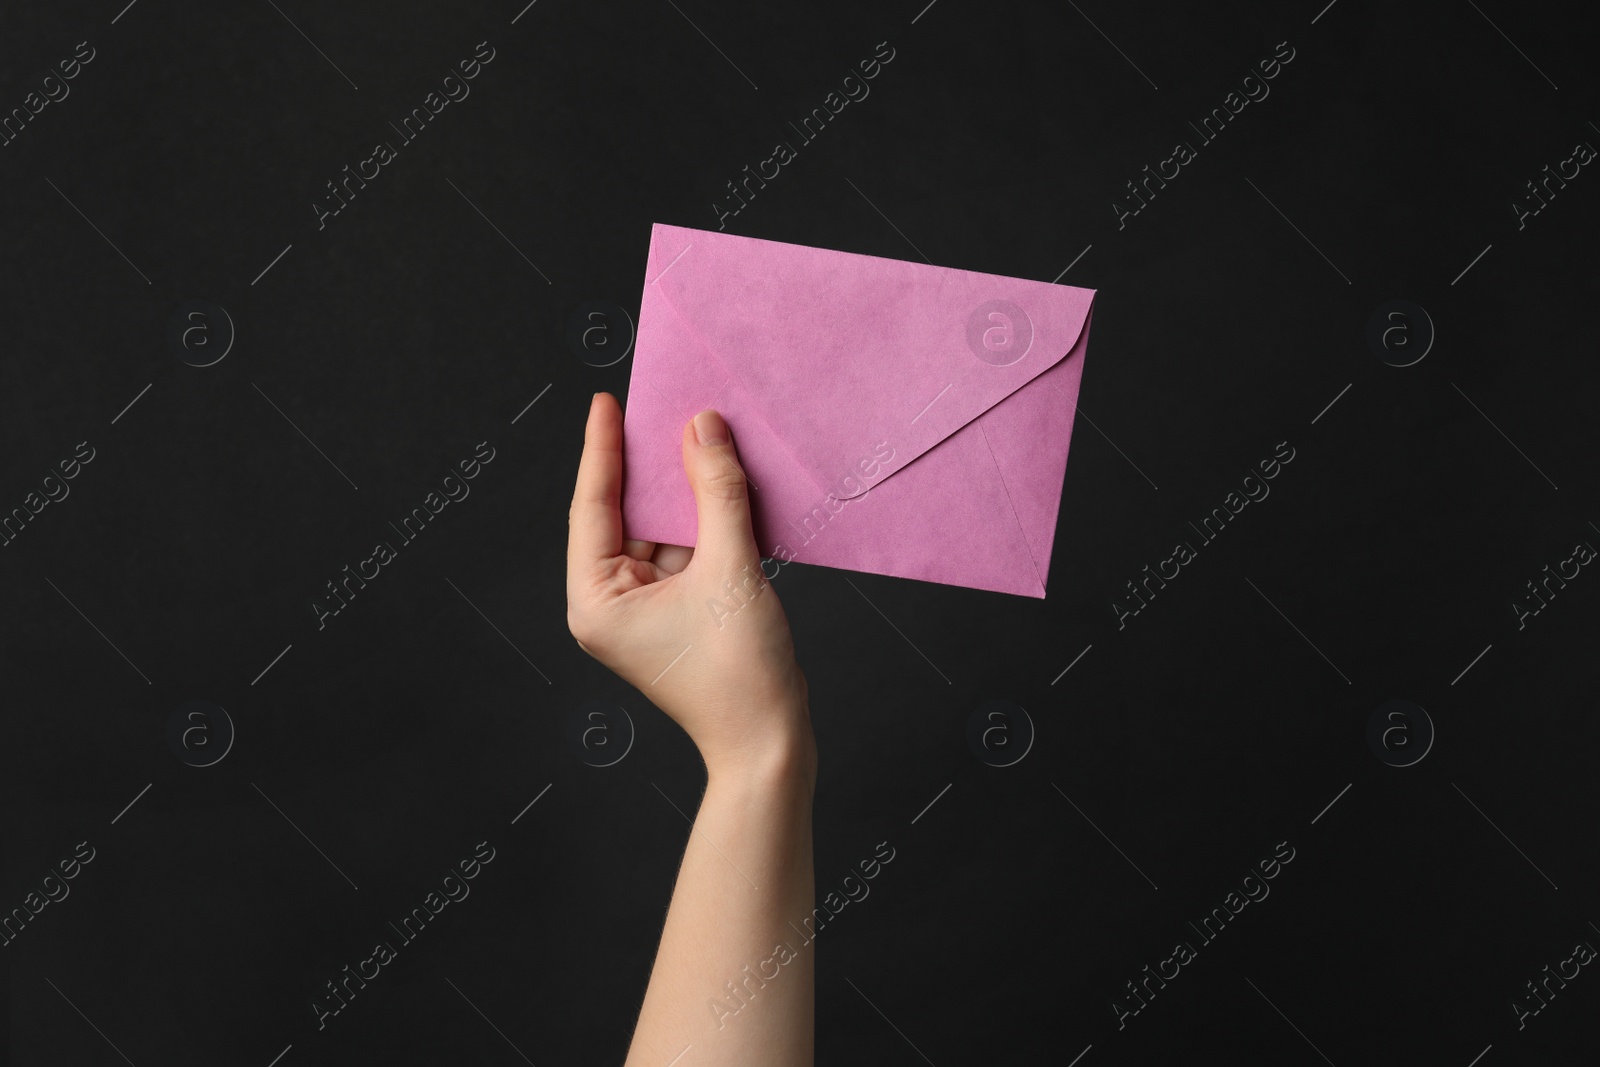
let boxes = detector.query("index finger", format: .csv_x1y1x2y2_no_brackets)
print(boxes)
568,392,625,568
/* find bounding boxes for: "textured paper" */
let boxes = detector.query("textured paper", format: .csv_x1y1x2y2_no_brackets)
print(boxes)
621,222,1095,598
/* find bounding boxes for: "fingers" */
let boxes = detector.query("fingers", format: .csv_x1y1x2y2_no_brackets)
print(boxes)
680,409,759,567
569,393,625,568
622,538,657,561
654,543,694,574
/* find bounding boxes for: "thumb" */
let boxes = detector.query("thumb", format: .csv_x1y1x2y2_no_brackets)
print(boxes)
682,409,758,563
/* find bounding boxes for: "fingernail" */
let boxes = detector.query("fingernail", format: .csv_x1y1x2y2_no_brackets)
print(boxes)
693,409,728,446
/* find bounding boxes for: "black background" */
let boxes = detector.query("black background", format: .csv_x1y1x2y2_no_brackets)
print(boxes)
4,1,1598,1064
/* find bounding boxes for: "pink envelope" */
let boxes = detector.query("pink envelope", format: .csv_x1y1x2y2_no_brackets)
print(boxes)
620,222,1095,598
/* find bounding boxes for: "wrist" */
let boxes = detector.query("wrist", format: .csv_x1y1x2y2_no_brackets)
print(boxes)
705,706,817,799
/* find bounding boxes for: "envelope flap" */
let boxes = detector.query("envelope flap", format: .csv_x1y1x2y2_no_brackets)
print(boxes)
644,223,1095,499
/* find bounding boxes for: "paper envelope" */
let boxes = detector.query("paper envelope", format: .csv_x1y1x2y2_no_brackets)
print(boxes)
620,222,1095,598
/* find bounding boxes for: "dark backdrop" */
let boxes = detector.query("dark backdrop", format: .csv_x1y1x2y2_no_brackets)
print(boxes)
4,1,1598,1064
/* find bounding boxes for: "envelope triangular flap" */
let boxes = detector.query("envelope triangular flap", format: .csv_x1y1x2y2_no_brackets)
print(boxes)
646,224,1095,500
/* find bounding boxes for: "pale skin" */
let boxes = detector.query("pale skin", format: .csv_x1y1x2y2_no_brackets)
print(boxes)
566,392,817,1067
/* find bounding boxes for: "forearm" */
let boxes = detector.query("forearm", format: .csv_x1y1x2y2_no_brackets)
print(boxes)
624,727,817,1067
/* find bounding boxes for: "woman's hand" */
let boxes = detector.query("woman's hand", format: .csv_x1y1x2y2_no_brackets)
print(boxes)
565,392,814,785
